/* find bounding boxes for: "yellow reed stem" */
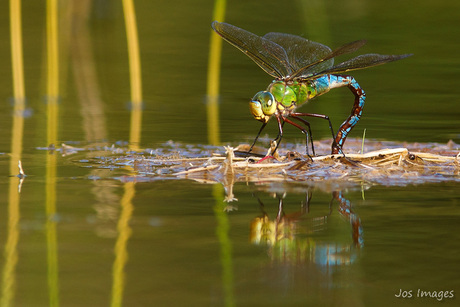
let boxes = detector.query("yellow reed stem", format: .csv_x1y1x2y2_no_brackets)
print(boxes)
129,107,142,149
122,0,143,149
207,1,227,98
9,0,26,166
122,0,142,104
10,0,25,102
206,95,220,146
45,1,60,306
47,0,59,100
206,0,227,145
46,0,59,146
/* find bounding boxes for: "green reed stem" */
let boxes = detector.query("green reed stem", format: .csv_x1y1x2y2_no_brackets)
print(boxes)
206,0,226,145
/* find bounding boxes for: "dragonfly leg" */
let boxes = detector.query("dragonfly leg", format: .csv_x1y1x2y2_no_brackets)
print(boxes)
290,112,335,139
270,114,285,155
284,116,315,156
329,75,366,154
289,112,336,155
249,122,267,153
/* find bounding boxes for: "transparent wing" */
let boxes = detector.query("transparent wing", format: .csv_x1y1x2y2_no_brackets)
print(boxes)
262,32,334,76
212,21,411,81
290,40,367,78
307,53,413,78
212,21,292,78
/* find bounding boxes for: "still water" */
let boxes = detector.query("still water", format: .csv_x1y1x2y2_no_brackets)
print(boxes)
0,0,459,306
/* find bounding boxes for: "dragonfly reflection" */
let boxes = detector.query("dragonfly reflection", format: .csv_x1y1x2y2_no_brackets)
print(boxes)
250,190,363,267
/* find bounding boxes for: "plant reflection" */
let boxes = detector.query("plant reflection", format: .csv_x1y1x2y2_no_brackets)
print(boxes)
2,0,26,303
249,188,363,268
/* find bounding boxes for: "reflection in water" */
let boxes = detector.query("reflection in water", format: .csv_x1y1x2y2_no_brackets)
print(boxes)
1,179,20,306
67,0,120,240
334,191,364,248
111,182,134,307
212,184,235,307
249,189,363,269
113,1,143,306
2,0,26,302
68,0,107,141
62,1,143,304
45,152,59,307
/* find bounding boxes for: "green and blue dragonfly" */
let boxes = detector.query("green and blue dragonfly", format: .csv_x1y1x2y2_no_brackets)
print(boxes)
212,21,411,155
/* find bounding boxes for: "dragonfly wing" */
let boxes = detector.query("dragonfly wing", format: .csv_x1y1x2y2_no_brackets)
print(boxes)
263,32,333,77
310,53,413,77
212,21,292,79
291,40,367,78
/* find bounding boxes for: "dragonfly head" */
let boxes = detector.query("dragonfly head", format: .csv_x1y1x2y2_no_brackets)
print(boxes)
250,91,277,123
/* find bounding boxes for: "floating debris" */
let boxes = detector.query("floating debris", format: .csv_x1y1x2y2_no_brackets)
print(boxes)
48,139,459,187
176,146,460,186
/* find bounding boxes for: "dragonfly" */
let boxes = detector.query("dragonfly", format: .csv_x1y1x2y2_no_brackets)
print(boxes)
211,21,411,156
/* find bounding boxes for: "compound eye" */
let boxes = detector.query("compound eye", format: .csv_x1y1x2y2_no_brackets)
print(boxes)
249,99,264,121
253,91,276,116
